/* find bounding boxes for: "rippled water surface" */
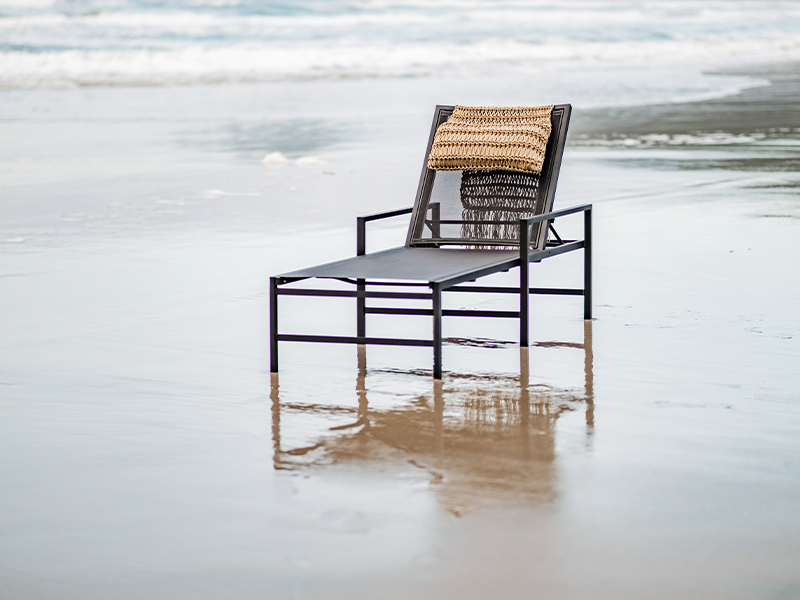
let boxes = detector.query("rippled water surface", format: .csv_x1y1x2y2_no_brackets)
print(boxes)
2,1,800,598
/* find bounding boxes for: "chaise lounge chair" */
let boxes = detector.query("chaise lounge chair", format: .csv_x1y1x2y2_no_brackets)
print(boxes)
270,104,591,380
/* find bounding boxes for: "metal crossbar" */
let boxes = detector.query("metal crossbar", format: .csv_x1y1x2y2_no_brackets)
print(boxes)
277,334,432,347
449,285,584,295
365,307,520,318
548,223,564,245
277,288,433,300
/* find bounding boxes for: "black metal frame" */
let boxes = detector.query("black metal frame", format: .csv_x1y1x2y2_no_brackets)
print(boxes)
269,103,591,380
270,203,591,379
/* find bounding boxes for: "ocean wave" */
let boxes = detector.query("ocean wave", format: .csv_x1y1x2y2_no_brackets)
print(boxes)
0,0,56,7
1,36,798,90
3,4,800,34
573,133,777,148
2,0,800,90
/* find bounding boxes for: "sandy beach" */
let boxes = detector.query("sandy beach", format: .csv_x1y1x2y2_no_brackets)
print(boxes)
2,1,800,596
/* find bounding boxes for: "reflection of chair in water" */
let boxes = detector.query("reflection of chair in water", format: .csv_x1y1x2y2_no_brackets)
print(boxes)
270,322,594,501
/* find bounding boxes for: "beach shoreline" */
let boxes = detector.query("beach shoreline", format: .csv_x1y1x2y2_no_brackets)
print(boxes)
573,61,800,139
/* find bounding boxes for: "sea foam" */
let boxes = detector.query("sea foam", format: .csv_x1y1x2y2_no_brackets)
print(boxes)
1,0,799,92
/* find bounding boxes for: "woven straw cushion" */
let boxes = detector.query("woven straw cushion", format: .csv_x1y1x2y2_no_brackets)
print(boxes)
427,105,554,174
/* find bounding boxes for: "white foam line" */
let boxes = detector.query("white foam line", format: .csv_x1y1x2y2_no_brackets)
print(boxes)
2,3,800,32
1,36,799,89
574,132,785,148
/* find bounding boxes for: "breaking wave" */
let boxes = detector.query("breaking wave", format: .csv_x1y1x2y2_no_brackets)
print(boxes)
1,0,800,89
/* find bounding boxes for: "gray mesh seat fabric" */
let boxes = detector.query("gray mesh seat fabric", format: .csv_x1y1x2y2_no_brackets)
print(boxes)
282,247,520,284
270,104,591,379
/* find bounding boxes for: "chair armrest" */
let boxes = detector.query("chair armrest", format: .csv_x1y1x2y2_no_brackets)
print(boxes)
519,204,592,263
358,206,413,223
520,203,592,226
357,206,413,256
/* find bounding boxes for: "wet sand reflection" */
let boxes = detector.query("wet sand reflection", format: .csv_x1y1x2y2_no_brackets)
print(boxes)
271,322,593,505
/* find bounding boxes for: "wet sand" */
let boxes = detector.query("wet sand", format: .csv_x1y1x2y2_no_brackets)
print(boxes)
1,65,800,599
573,62,800,138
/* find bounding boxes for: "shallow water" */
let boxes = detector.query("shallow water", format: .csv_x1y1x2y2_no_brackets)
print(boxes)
2,76,800,596
2,2,800,596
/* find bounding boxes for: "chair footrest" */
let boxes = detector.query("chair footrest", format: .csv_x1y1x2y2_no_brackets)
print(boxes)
448,285,584,295
278,288,433,300
276,334,433,347
365,307,519,318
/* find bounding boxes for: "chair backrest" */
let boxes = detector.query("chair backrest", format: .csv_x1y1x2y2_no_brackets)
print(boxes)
405,104,571,250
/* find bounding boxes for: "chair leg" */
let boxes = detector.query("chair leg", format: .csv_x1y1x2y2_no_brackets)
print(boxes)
520,260,529,347
519,219,530,347
432,283,442,380
584,207,592,320
357,278,366,340
270,277,279,373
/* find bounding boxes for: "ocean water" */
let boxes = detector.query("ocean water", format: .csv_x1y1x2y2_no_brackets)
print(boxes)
2,0,800,99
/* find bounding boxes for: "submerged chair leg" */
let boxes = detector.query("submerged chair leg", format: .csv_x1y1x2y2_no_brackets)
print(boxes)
584,207,592,320
270,277,279,373
432,283,442,380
